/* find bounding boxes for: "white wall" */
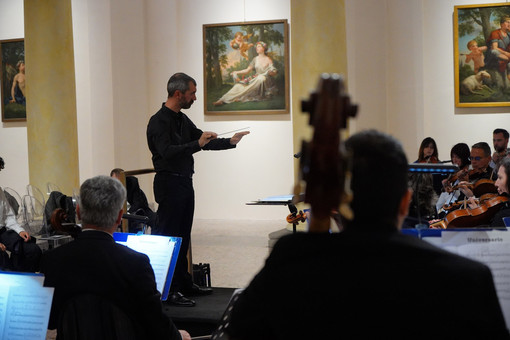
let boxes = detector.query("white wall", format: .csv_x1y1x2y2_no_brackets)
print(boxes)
144,0,294,220
0,0,29,197
72,0,294,220
73,0,116,181
346,0,510,162
6,0,508,222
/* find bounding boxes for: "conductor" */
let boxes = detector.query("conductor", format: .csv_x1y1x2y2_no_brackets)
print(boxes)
147,72,249,306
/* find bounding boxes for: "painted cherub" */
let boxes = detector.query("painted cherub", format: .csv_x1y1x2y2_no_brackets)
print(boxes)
230,31,254,60
465,40,487,74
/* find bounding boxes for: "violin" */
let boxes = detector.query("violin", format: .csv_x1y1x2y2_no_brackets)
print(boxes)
418,156,439,164
466,167,488,181
443,167,469,192
294,74,357,232
442,193,497,212
450,178,496,196
286,210,307,225
430,194,509,229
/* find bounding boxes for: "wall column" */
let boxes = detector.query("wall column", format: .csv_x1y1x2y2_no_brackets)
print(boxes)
24,0,79,196
291,0,348,182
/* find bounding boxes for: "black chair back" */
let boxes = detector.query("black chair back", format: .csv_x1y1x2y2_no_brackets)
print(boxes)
57,294,138,340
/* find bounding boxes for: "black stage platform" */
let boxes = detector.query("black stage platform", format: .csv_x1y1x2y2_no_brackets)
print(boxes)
163,287,236,338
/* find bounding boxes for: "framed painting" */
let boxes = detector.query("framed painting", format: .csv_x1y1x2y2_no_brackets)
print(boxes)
203,19,289,115
0,38,25,121
454,3,510,107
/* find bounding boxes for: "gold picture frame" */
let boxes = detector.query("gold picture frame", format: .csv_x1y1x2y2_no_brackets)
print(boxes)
203,19,289,115
454,3,510,107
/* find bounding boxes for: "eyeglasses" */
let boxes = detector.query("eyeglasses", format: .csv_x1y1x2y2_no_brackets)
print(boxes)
469,156,482,161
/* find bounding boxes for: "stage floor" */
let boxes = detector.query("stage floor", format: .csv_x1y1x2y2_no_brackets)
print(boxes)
163,287,236,337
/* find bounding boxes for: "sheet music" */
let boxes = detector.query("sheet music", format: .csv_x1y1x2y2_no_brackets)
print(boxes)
0,272,53,340
441,230,510,328
124,235,176,295
2,286,54,340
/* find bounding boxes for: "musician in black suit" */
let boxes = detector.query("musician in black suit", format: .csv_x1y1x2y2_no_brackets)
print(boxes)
40,175,190,340
110,168,158,233
225,130,509,339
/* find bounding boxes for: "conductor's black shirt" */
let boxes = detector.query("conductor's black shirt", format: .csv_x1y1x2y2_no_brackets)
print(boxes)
146,103,235,176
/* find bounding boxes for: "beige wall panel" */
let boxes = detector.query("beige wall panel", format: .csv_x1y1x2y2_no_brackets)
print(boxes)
24,0,79,196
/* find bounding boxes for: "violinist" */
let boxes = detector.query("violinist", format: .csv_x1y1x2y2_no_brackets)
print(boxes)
415,136,439,163
490,128,510,170
435,143,470,217
466,157,510,227
405,137,441,228
457,142,498,200
414,137,446,195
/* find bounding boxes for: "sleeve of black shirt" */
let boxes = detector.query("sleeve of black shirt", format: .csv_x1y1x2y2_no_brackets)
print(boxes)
203,137,236,151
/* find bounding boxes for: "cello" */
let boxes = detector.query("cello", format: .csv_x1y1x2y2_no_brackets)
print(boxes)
294,73,357,232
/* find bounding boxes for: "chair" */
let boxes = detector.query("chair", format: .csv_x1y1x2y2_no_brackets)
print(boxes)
22,195,46,236
27,184,46,207
3,187,24,224
57,294,137,340
47,182,62,195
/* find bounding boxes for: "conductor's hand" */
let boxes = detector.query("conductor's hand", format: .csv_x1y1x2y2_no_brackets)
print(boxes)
19,231,31,242
199,131,217,147
179,330,191,340
230,131,250,145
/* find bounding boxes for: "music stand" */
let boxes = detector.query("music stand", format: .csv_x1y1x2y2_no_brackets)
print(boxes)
246,195,304,232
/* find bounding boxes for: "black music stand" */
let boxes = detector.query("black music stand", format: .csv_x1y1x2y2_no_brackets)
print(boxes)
246,195,304,233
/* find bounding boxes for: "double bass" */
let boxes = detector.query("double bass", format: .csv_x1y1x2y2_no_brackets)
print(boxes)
294,74,357,232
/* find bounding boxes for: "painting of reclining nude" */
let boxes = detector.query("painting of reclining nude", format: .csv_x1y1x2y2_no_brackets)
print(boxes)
455,3,510,107
203,20,289,115
1,39,26,121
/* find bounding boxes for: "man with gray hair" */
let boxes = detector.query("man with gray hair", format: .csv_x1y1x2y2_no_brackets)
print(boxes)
40,175,190,340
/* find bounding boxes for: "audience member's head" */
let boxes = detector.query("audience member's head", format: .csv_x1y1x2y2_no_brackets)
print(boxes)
110,168,124,180
450,143,471,169
345,130,410,229
0,157,4,171
78,176,126,231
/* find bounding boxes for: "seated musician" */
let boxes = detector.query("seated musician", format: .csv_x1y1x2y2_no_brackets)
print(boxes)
490,128,510,170
457,142,498,200
224,130,509,339
466,157,510,227
435,143,470,217
414,137,445,195
404,137,442,228
40,176,190,340
110,168,158,233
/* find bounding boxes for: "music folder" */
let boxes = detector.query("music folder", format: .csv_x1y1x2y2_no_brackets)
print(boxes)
0,271,54,340
113,233,182,301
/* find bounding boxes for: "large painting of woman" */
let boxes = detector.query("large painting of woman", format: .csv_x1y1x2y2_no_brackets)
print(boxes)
203,20,289,115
